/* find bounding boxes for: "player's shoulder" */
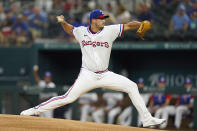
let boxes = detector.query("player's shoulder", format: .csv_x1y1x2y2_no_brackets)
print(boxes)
73,26,88,35
104,24,121,29
73,26,87,31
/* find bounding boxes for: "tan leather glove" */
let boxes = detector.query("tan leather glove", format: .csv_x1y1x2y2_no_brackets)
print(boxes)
137,20,151,40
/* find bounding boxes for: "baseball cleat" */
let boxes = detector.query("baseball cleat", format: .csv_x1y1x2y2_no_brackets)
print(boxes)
143,117,166,127
20,108,37,116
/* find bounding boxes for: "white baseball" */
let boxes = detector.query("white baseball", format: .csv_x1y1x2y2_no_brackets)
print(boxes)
57,16,64,23
33,65,39,71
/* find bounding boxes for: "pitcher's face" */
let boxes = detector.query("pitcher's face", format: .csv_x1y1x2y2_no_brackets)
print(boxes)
92,18,106,29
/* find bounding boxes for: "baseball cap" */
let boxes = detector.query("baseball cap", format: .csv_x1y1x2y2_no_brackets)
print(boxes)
184,77,192,89
158,76,166,83
184,77,192,84
44,71,52,78
89,9,109,21
137,77,145,88
137,77,144,84
178,4,186,11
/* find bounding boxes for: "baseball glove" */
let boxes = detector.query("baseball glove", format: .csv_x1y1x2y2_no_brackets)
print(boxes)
137,20,151,40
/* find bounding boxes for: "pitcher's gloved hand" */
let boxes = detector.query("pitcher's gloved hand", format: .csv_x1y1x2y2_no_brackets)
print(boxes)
137,20,151,40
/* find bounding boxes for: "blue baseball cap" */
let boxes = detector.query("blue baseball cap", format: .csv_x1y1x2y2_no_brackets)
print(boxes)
184,78,192,84
89,9,109,22
158,76,166,83
45,71,52,78
137,77,144,84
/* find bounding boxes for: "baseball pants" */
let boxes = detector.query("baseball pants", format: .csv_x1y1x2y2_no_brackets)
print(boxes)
175,105,191,129
155,106,175,128
34,68,152,123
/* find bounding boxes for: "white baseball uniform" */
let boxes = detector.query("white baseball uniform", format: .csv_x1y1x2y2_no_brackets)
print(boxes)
174,95,194,129
32,24,153,124
38,80,57,118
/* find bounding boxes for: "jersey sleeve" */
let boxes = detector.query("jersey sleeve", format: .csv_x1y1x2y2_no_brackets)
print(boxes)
108,24,124,41
72,26,83,42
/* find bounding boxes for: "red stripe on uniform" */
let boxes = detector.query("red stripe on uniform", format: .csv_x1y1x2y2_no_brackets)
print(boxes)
121,24,124,36
34,69,82,109
95,68,108,74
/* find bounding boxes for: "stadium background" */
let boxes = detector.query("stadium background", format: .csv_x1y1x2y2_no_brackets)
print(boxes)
0,0,197,130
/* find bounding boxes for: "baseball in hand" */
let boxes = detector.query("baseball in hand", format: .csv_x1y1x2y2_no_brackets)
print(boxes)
56,15,64,23
33,65,39,71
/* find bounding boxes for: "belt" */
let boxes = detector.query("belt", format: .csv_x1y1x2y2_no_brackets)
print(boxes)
95,68,108,74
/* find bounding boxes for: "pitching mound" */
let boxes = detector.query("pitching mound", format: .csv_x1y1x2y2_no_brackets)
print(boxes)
0,114,165,131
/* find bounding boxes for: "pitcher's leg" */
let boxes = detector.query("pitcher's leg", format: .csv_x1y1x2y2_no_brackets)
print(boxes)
101,72,151,121
101,71,166,127
21,69,96,116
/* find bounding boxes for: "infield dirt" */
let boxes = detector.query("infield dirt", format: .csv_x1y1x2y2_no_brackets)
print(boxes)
0,114,169,131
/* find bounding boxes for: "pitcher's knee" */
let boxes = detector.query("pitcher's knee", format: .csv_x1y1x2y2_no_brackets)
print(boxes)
125,83,138,93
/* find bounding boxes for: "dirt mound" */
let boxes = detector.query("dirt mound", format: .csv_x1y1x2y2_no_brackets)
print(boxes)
0,114,164,131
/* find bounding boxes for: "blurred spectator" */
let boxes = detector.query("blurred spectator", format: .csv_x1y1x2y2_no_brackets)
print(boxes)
1,0,197,43
12,14,31,46
106,93,124,124
10,3,20,16
79,93,97,121
157,76,166,88
103,92,123,124
35,0,53,12
137,3,154,23
0,4,5,25
53,0,64,11
104,2,116,24
69,0,82,19
169,4,189,31
184,77,193,89
188,12,197,30
33,65,57,118
81,0,96,25
91,92,106,123
0,13,14,46
23,4,35,21
4,8,15,25
136,77,152,126
118,93,132,126
187,0,197,17
153,0,172,5
116,4,131,24
148,76,173,129
29,7,48,39
174,95,194,129
180,0,193,13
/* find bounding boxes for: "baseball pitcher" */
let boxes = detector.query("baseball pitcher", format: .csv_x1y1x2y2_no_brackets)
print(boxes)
20,9,165,127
